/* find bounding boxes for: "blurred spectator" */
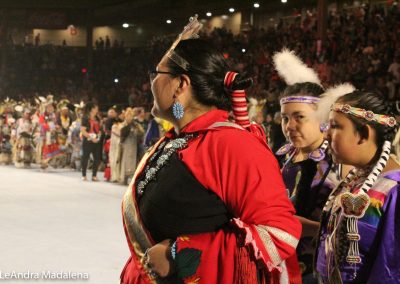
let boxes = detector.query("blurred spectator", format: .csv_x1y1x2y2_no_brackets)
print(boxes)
34,33,40,46
0,2,399,117
119,108,144,184
103,106,118,140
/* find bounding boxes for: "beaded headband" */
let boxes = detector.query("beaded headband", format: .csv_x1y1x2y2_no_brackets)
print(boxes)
280,96,320,105
165,15,203,71
332,103,397,127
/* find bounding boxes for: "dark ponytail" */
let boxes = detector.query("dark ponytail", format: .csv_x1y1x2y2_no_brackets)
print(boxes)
226,75,253,92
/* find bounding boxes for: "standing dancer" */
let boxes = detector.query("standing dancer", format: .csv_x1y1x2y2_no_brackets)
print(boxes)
273,49,354,283
315,90,400,283
120,16,301,284
80,102,101,181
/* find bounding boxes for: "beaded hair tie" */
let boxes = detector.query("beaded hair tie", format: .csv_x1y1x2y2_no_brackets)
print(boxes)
332,103,397,127
224,71,251,128
280,96,320,105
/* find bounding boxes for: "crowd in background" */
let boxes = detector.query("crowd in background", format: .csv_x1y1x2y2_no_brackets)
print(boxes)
0,96,172,184
1,3,399,110
0,2,400,181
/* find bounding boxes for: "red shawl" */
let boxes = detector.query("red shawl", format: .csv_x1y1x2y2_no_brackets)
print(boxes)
121,110,301,284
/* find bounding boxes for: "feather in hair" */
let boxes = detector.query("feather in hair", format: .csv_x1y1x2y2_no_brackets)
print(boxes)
273,48,321,86
316,83,356,123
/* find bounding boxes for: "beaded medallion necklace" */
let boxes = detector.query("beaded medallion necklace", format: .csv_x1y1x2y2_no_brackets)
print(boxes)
136,134,196,196
322,141,391,280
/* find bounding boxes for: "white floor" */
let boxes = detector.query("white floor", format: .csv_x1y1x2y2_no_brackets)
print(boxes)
0,165,130,284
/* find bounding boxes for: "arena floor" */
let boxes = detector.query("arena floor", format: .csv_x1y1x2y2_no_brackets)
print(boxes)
0,165,129,283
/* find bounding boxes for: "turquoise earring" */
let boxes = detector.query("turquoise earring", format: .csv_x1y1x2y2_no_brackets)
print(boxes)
172,95,184,119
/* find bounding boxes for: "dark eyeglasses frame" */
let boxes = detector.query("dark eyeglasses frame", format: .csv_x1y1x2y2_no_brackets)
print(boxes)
148,70,176,81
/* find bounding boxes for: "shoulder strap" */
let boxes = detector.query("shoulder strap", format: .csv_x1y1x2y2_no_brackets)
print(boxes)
207,121,246,131
207,121,270,149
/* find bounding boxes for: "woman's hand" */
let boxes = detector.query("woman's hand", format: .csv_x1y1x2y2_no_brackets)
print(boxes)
296,215,320,238
146,239,175,278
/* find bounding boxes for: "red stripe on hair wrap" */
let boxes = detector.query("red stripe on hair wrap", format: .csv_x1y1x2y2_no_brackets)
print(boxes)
224,72,251,128
224,71,268,145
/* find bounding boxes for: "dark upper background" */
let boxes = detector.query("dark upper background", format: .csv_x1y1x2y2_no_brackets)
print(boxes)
0,0,345,29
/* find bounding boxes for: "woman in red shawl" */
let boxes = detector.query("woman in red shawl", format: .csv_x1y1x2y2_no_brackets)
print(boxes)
121,16,301,284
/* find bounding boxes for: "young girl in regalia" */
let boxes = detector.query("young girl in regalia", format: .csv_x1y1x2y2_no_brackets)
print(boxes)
273,49,354,283
315,90,400,283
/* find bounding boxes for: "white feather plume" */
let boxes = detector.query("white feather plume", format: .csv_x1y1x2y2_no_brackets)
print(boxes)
316,83,356,123
74,101,85,109
248,98,267,120
273,48,321,86
15,105,23,112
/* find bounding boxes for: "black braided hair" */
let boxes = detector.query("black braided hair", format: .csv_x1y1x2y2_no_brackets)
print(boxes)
166,39,252,111
337,90,399,148
280,82,325,99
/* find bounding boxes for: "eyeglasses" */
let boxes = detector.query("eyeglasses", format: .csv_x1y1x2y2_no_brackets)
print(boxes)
148,70,176,82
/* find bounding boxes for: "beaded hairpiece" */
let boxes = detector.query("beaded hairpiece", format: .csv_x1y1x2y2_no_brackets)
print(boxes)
224,71,251,128
164,15,203,71
279,96,320,105
332,103,397,127
315,83,356,125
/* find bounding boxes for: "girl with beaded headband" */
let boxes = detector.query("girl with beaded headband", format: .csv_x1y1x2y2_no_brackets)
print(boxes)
120,16,302,284
273,49,356,283
315,90,400,283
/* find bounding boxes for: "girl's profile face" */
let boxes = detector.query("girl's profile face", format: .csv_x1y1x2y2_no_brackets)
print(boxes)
327,110,362,165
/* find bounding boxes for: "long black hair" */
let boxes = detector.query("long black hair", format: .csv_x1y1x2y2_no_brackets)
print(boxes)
84,102,97,116
166,39,252,111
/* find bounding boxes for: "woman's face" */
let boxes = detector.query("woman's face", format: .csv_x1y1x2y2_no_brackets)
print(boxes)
23,111,30,119
125,112,134,122
90,106,98,117
327,111,361,165
255,111,265,124
76,109,83,118
150,57,178,120
46,104,54,114
281,102,323,149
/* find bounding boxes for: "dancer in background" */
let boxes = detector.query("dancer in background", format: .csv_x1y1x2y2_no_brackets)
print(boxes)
68,102,84,170
80,102,101,181
119,108,144,184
